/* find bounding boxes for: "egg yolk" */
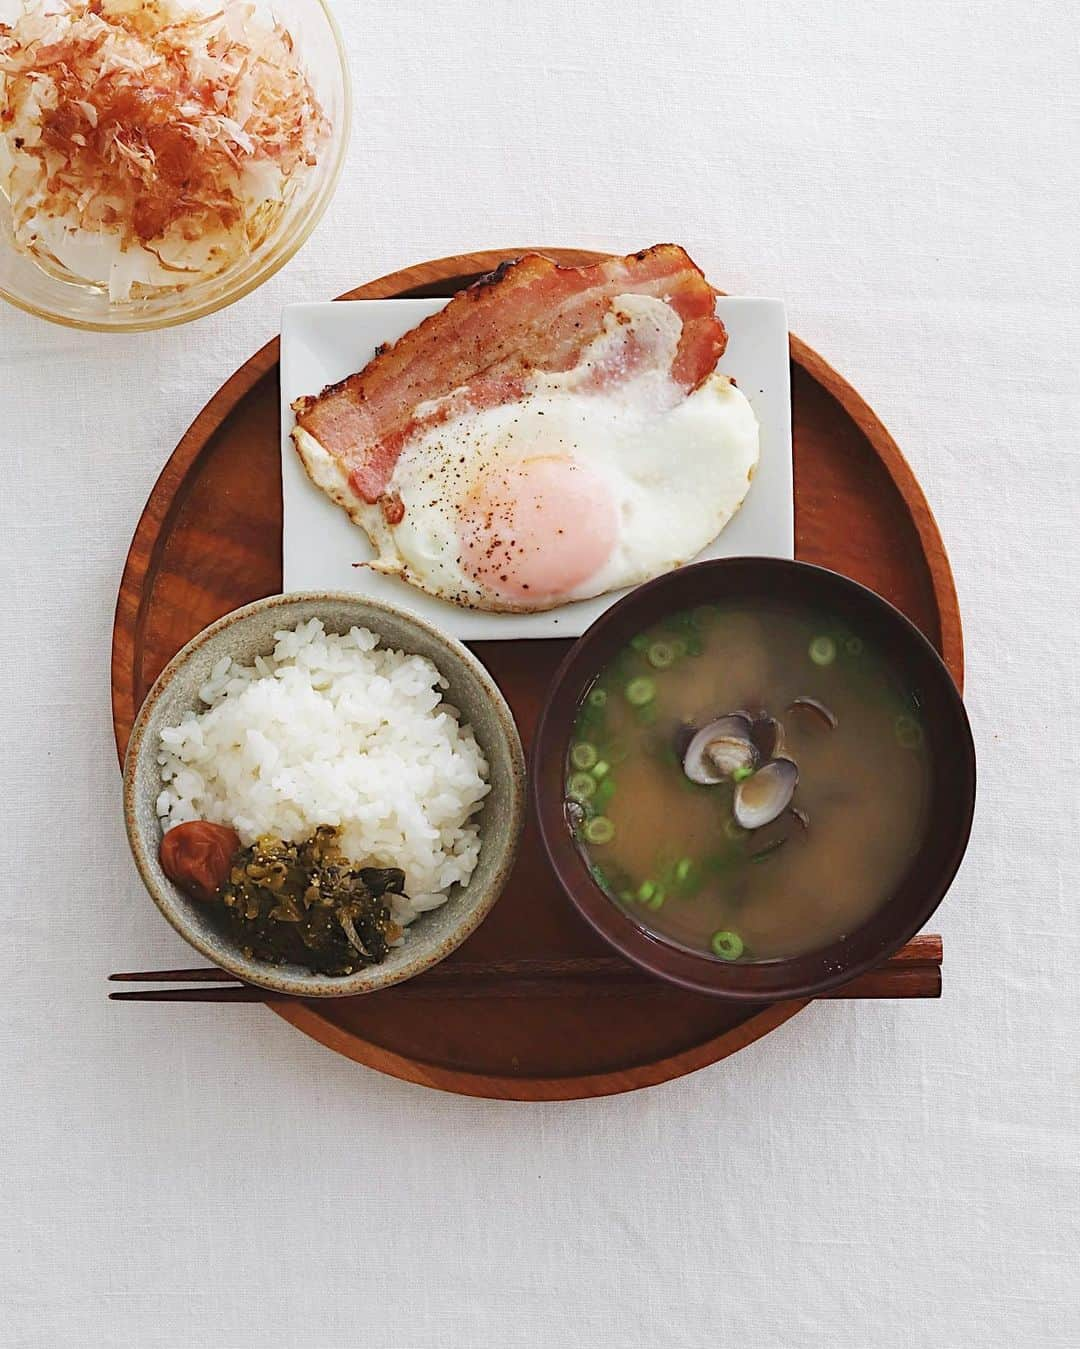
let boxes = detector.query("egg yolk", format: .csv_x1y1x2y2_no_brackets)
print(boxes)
459,456,618,603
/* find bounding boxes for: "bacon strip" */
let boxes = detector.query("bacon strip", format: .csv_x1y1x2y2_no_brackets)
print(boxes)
292,244,725,507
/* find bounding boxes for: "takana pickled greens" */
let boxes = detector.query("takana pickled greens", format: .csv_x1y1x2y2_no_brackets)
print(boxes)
216,826,406,976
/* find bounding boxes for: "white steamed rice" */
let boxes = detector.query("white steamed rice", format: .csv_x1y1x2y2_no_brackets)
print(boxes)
155,619,490,927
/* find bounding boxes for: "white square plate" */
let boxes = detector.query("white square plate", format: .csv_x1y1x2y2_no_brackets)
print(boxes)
281,296,792,640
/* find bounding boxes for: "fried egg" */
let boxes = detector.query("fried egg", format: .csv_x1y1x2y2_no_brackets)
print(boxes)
294,293,760,611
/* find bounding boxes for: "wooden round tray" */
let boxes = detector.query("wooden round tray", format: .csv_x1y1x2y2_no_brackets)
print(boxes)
112,248,963,1099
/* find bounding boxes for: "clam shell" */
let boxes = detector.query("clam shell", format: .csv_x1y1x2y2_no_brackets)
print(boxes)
733,757,799,830
682,714,756,784
787,697,838,730
750,714,786,759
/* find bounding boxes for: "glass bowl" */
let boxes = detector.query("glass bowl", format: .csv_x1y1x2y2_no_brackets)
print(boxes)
0,0,350,332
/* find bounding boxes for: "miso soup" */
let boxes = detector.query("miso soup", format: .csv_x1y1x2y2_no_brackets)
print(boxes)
566,602,931,961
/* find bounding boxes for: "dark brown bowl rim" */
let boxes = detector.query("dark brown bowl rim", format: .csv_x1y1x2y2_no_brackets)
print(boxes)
532,558,976,1000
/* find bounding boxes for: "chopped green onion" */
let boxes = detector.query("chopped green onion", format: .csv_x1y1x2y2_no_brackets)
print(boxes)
648,887,667,910
570,742,598,770
575,711,600,741
722,816,747,840
673,859,702,896
594,777,616,811
567,771,597,801
711,930,744,960
591,759,610,780
637,880,657,903
732,764,754,783
630,634,649,654
894,714,924,749
587,687,608,709
625,676,656,706
703,849,737,875
809,635,837,666
584,815,615,845
647,640,676,669
670,636,689,659
672,858,701,893
844,636,864,657
576,707,601,736
618,889,635,903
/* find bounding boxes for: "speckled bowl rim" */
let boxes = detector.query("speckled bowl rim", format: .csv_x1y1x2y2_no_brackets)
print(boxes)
123,591,526,997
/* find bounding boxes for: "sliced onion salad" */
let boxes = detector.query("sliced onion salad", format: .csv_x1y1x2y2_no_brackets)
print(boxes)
0,0,330,300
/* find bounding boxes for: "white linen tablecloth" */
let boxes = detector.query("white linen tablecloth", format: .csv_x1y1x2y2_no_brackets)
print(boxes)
1,2,1077,1345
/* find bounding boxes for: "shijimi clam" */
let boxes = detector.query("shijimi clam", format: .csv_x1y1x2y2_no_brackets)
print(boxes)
682,714,758,784
748,714,786,760
733,757,799,830
680,710,799,829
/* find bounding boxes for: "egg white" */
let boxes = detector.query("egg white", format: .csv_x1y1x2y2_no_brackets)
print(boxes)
294,293,761,612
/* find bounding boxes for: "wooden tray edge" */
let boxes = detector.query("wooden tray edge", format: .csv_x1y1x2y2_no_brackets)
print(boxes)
111,334,282,767
789,334,964,691
270,996,809,1099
